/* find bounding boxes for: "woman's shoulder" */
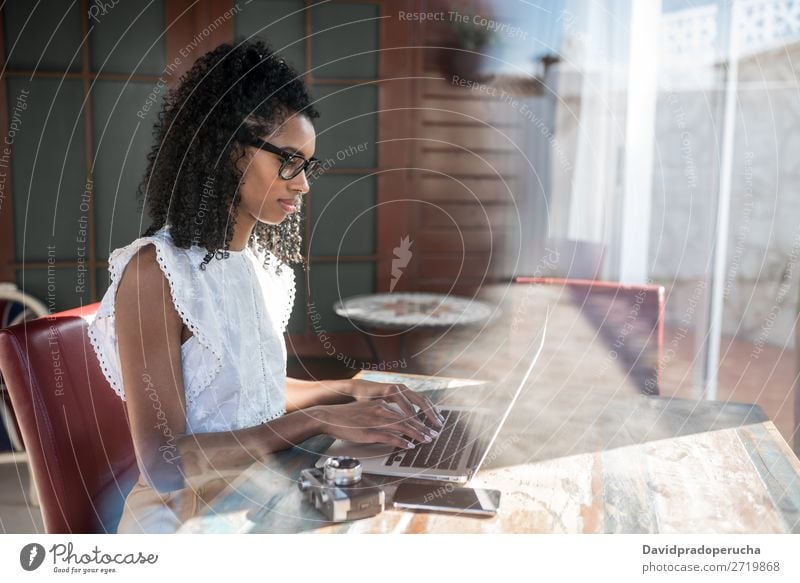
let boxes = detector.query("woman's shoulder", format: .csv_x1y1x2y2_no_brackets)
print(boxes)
108,226,208,282
116,243,172,301
110,225,193,262
99,226,206,314
88,226,226,404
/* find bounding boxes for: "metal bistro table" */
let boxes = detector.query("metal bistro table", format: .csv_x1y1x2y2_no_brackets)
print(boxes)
332,292,496,366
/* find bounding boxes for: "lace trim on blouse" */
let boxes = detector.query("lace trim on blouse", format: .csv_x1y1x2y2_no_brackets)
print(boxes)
87,228,295,426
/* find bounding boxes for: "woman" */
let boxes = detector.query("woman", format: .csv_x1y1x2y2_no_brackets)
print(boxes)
88,40,443,533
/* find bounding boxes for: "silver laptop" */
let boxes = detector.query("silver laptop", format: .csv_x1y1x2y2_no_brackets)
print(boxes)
316,307,549,483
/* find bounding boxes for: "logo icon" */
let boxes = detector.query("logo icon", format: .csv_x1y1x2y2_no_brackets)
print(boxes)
390,235,413,292
20,543,46,571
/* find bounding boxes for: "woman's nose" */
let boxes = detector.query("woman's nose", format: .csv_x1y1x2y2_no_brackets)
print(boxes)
290,170,310,193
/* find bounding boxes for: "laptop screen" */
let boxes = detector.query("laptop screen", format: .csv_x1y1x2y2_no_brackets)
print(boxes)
470,306,549,476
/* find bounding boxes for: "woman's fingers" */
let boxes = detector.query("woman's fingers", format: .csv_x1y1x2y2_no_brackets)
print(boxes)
382,389,417,419
319,398,443,447
380,383,444,429
399,387,445,428
376,413,434,444
325,403,431,443
376,402,438,443
358,429,415,450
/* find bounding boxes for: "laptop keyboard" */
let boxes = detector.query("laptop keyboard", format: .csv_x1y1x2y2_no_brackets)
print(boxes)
385,409,475,471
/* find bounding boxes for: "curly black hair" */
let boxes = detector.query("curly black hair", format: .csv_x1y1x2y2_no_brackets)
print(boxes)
138,39,320,272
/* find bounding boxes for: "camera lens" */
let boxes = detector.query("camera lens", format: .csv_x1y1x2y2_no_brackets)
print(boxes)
331,457,359,470
323,456,362,486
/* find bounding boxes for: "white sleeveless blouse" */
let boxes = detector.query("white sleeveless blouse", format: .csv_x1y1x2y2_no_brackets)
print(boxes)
87,226,295,434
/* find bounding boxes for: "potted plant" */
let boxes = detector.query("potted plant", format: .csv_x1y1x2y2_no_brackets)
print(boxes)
446,8,499,82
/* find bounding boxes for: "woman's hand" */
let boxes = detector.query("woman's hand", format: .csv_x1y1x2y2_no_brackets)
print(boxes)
312,399,443,450
343,379,445,429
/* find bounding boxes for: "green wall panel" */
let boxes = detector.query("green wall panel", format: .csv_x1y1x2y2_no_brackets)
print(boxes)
4,0,82,72
312,84,377,168
89,0,165,75
309,174,375,256
235,0,306,73
287,264,306,335
309,261,374,333
92,80,161,259
311,2,379,78
16,268,91,313
9,78,86,262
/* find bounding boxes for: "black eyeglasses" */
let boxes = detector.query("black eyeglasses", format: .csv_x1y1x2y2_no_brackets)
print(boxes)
248,139,321,180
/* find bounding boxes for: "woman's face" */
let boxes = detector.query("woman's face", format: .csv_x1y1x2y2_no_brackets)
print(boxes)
237,113,317,225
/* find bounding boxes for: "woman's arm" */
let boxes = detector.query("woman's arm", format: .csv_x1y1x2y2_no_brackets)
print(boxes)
284,377,353,412
285,377,445,428
116,245,325,492
116,245,434,494
173,406,325,488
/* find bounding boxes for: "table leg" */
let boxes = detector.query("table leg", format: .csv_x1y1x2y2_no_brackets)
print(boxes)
362,329,412,370
399,334,409,365
364,330,382,364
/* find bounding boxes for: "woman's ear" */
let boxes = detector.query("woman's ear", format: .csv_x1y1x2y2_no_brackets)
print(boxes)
230,142,252,175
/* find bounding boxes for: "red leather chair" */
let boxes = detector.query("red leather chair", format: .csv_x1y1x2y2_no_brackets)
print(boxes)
1,284,50,452
0,302,138,533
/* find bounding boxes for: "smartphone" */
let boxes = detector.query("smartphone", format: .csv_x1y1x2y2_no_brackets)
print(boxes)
392,482,501,516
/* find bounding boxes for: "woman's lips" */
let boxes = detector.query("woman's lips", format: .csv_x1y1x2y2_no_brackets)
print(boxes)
278,199,297,213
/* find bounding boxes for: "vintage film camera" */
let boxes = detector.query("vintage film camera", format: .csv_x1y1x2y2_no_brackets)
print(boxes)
298,456,384,522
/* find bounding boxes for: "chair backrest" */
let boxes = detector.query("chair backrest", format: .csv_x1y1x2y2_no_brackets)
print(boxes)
531,239,606,280
1,284,50,452
0,302,138,533
515,277,665,395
